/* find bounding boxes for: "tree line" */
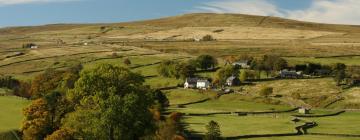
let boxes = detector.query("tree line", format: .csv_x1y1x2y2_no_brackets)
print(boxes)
1,64,191,140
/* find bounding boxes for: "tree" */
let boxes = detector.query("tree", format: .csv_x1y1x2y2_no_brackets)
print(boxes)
295,64,307,72
157,60,178,78
64,64,156,140
22,91,72,140
214,66,239,86
30,65,82,98
260,86,273,97
305,63,322,75
14,81,32,98
334,69,346,86
203,120,221,140
250,59,265,79
240,70,248,82
202,35,214,41
175,62,196,79
274,58,288,71
22,99,52,140
156,112,183,140
151,90,169,109
224,55,237,65
196,55,218,70
333,63,347,86
123,58,131,66
157,60,195,79
45,128,75,140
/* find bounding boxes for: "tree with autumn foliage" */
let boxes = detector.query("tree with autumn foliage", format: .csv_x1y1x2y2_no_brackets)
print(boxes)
30,64,82,98
22,91,72,140
64,64,157,140
44,128,75,140
22,98,52,140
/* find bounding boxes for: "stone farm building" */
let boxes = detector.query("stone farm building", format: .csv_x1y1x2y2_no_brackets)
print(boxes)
226,76,241,86
299,108,310,114
184,78,211,90
279,70,303,79
232,60,250,69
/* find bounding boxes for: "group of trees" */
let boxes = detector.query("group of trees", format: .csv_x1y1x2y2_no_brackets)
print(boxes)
0,76,19,90
157,60,196,79
250,55,288,77
18,64,178,140
157,55,218,79
213,65,240,86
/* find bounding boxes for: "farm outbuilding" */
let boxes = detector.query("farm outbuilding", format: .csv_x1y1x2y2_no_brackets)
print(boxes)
232,60,250,69
279,70,303,79
184,78,211,90
226,76,241,86
299,108,310,114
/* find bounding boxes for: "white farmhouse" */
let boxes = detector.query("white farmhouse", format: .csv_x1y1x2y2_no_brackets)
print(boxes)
196,80,211,90
184,78,198,89
184,78,211,90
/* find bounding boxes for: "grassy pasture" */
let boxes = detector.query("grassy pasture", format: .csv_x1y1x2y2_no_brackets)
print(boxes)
285,56,360,66
175,95,291,114
164,89,213,105
0,96,29,132
183,114,295,137
251,136,360,140
307,112,360,135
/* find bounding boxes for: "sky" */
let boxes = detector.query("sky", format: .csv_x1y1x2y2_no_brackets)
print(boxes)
1,0,360,27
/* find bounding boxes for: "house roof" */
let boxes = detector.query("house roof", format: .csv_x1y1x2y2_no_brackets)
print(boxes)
233,60,249,64
226,76,238,81
197,79,210,83
185,78,198,84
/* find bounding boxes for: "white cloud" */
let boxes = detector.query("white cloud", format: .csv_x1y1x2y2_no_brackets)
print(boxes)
195,0,360,25
0,0,79,6
198,0,284,16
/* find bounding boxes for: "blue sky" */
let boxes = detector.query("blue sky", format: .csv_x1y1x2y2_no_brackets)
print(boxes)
1,0,359,27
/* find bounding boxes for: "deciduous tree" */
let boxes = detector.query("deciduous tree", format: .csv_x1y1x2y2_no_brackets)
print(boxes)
203,120,221,140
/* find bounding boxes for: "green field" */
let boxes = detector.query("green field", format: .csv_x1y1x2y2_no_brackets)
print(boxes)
184,114,295,137
308,112,360,134
285,56,360,66
0,96,30,132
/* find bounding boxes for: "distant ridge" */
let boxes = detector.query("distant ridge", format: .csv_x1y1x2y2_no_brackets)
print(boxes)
2,13,360,35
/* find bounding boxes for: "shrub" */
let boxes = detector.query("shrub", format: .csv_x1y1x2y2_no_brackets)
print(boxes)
259,86,273,97
201,35,215,41
123,58,131,66
203,120,221,140
291,92,301,99
45,128,75,140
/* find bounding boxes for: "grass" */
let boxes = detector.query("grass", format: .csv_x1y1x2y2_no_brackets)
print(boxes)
251,135,360,140
0,88,13,96
285,56,360,66
0,96,30,132
176,95,291,114
183,114,295,137
164,89,212,105
306,112,360,135
0,131,18,140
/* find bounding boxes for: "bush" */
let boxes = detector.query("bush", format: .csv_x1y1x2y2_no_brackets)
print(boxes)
123,58,131,66
45,128,75,140
202,35,215,41
259,86,273,97
291,92,301,99
203,120,221,140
